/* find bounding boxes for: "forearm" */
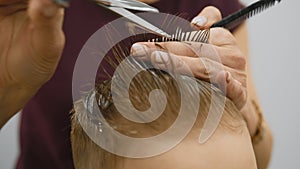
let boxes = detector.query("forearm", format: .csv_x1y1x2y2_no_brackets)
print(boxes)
241,99,273,169
233,23,273,169
246,75,273,169
0,85,38,128
253,121,273,169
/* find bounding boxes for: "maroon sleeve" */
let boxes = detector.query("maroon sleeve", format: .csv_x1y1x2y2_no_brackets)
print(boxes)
16,1,245,169
211,0,245,18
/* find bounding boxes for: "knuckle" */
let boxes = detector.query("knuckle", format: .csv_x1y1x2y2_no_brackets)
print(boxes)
195,60,210,80
234,72,247,87
210,28,236,45
234,54,246,69
196,63,207,73
200,57,212,68
226,49,246,69
162,42,195,56
175,57,185,68
222,30,236,42
235,88,247,108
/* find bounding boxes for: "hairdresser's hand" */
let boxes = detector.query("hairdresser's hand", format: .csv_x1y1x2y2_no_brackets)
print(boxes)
131,6,247,110
0,0,66,128
0,0,65,88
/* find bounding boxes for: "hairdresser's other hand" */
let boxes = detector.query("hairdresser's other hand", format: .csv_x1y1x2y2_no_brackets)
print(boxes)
0,0,66,128
190,6,261,138
131,6,247,110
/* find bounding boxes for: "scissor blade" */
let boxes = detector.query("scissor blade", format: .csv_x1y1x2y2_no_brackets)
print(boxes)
113,0,159,12
95,0,159,12
106,6,171,38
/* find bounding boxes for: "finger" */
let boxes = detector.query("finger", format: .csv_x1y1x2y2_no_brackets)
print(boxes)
190,28,245,70
131,28,236,56
131,41,205,58
188,41,246,70
191,6,222,29
149,51,195,76
149,51,226,81
27,0,66,72
149,51,247,109
28,0,64,54
149,50,246,86
131,37,245,70
130,43,159,60
215,71,247,109
209,28,237,46
130,41,228,69
28,0,64,27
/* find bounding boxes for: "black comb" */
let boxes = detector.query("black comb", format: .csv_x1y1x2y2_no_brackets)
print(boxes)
211,0,282,29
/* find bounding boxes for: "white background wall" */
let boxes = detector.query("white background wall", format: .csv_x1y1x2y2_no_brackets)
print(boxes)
0,114,19,169
0,0,299,168
241,0,300,168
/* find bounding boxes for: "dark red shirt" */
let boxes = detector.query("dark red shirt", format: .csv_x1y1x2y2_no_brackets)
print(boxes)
17,0,244,168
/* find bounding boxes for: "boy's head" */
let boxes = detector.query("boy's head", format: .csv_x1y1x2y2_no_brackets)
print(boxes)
71,55,257,169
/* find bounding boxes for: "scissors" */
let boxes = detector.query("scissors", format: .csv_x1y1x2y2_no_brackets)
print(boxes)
93,0,172,38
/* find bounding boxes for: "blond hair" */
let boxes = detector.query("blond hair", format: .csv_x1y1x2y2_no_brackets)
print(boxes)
71,53,245,169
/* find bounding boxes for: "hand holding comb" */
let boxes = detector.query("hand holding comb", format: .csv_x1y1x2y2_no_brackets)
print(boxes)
211,0,282,29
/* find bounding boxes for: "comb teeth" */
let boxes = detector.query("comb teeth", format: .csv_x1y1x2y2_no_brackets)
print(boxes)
211,0,282,29
150,27,210,43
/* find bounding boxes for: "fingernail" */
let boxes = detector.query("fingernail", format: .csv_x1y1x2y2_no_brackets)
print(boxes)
131,43,148,57
226,71,232,83
191,16,207,27
152,51,169,63
52,0,70,8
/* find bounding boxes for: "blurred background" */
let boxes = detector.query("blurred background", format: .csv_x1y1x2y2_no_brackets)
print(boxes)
1,0,299,168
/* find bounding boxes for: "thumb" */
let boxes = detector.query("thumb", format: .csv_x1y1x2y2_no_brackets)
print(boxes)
28,0,66,27
191,6,222,29
27,0,66,55
25,0,67,81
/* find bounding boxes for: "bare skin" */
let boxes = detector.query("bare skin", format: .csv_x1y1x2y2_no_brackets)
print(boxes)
123,124,257,169
131,6,273,169
0,0,65,128
0,1,272,168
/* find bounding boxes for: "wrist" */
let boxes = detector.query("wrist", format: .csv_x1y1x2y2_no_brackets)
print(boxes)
0,84,39,128
240,98,260,137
